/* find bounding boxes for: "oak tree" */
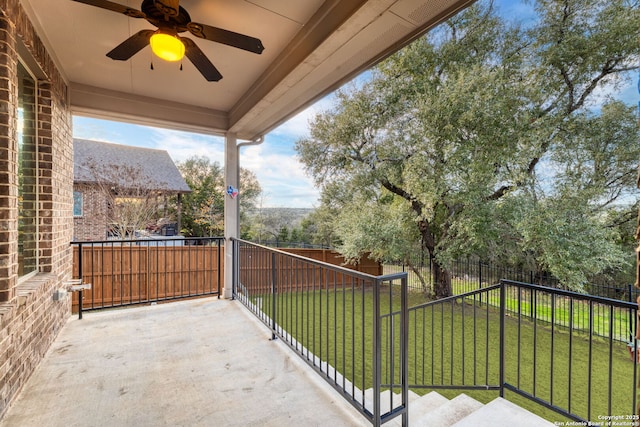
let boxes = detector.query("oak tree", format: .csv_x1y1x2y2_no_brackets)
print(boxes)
296,0,640,296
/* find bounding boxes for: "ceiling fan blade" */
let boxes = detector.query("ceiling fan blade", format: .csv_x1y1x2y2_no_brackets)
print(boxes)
72,0,146,18
187,22,264,55
107,30,154,61
153,0,180,17
182,38,223,82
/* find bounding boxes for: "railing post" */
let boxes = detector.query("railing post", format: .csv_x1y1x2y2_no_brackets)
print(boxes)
145,242,151,303
231,239,236,300
530,270,534,286
271,252,277,340
633,302,638,419
478,260,483,306
499,280,506,398
219,239,223,299
401,274,409,427
372,277,381,427
78,242,83,320
628,283,633,343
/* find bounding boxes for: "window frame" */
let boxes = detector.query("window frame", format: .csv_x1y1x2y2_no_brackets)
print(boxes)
17,60,39,282
73,191,83,217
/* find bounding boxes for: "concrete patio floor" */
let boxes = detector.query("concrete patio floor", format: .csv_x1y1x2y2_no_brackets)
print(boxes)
0,298,368,427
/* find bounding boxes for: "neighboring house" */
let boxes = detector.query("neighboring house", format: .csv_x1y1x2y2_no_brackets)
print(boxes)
73,139,191,241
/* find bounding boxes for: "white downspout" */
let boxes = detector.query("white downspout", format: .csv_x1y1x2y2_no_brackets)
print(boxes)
222,134,264,299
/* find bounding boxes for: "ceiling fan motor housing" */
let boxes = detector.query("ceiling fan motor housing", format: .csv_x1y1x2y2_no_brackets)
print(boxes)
143,0,191,31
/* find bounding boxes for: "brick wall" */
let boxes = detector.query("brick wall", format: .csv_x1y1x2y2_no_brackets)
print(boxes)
73,184,108,241
0,0,73,417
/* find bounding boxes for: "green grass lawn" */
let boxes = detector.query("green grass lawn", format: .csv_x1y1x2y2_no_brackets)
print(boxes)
255,286,638,423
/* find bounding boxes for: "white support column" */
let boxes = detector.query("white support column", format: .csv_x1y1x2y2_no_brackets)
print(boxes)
223,133,239,299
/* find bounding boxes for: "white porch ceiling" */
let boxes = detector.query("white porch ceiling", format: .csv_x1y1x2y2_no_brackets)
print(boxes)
21,0,475,139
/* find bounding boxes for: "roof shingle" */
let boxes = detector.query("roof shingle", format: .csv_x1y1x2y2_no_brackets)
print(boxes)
73,139,191,193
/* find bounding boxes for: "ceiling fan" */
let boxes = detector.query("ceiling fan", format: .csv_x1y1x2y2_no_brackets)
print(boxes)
72,0,265,82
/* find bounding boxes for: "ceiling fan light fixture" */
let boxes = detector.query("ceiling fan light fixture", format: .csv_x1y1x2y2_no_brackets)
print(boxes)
150,30,185,62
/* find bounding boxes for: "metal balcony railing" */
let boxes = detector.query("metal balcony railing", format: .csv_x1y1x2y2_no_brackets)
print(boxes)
403,280,639,423
231,238,409,427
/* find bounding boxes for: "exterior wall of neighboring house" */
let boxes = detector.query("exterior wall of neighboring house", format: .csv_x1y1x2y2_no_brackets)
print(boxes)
73,139,189,241
0,2,73,417
72,184,180,241
73,184,108,241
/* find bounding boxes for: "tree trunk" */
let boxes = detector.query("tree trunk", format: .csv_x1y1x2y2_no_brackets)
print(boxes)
418,221,452,299
407,263,430,294
432,258,452,299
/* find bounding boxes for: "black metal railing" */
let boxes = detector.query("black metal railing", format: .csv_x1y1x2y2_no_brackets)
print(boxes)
403,285,503,393
71,237,223,311
500,280,638,423
386,260,637,343
385,257,638,303
403,279,638,423
231,239,409,427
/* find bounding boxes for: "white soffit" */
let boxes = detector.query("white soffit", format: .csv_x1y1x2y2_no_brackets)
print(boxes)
229,0,476,139
20,0,475,138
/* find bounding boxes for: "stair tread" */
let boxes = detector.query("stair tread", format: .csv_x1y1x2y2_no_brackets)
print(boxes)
407,390,421,402
363,389,404,414
387,391,449,427
410,393,483,426
364,390,555,426
452,397,555,427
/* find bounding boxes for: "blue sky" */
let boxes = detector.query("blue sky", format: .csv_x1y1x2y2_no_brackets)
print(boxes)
73,0,638,209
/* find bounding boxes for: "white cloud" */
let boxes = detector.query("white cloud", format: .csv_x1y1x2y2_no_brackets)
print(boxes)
240,143,319,208
143,124,323,207
145,120,321,208
236,95,339,207
149,128,225,163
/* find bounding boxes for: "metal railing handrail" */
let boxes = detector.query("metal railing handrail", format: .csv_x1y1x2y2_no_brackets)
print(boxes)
501,279,638,310
71,236,225,244
231,238,409,426
501,280,639,422
409,284,502,311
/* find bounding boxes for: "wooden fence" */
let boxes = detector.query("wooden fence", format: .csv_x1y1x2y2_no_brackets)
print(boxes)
72,244,223,312
281,248,382,276
72,243,382,312
237,246,383,294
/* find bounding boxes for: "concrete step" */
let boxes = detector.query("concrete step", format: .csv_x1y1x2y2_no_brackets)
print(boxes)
407,390,422,403
362,389,420,415
363,389,555,426
452,397,555,427
410,393,483,426
386,391,449,427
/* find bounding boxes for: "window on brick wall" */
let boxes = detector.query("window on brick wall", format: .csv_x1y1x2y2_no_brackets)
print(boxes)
73,191,83,217
18,62,38,277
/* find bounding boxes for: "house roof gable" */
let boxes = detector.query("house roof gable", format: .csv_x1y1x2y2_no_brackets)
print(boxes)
73,138,191,194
